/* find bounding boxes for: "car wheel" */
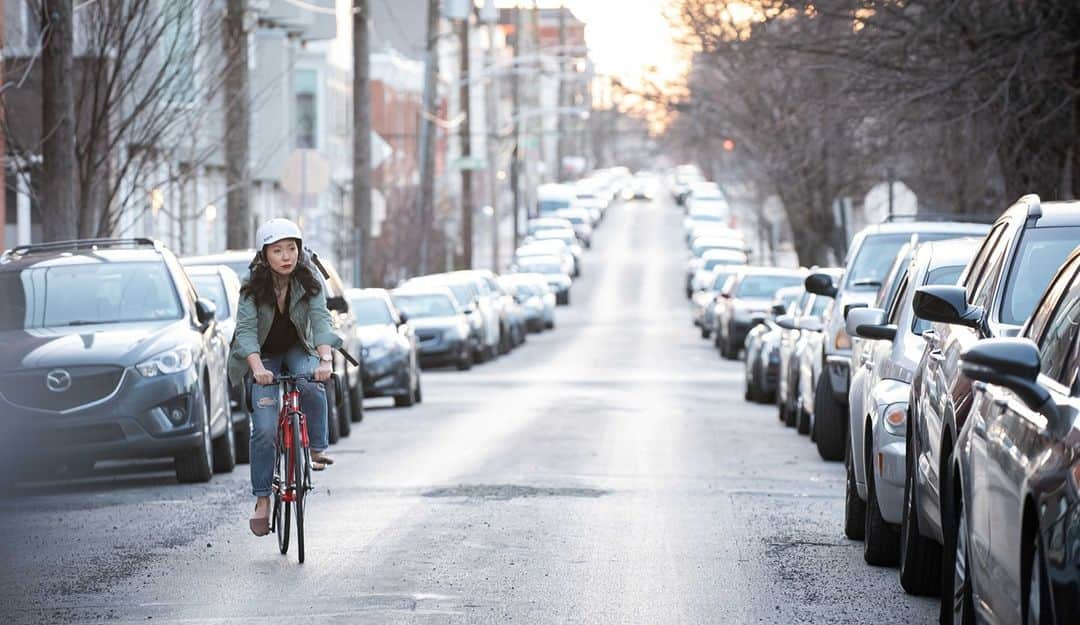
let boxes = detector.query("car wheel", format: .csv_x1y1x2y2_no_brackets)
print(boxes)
546,319,555,330
350,376,365,423
234,415,251,464
175,381,213,484
864,438,900,565
212,407,237,474
943,481,976,625
1026,533,1048,625
784,395,797,427
413,371,423,404
750,360,766,403
337,374,352,438
721,337,738,360
701,326,711,339
796,406,811,435
899,432,941,596
813,372,845,461
394,370,416,408
326,380,341,445
457,351,473,371
844,437,866,540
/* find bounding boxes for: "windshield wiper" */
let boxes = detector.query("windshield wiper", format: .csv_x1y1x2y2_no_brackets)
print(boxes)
851,279,882,288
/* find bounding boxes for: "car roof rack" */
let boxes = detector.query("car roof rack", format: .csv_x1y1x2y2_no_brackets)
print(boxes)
4,237,164,258
880,212,996,224
1017,194,1042,223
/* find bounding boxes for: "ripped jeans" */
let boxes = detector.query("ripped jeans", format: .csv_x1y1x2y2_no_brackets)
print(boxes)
249,344,329,497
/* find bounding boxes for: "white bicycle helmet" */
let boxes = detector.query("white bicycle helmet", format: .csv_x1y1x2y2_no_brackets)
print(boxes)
255,218,303,250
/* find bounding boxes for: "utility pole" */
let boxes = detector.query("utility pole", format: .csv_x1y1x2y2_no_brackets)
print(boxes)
417,0,440,275
352,0,372,286
484,13,499,271
555,3,566,183
40,0,77,242
224,0,251,249
509,5,522,251
530,1,543,193
458,12,473,269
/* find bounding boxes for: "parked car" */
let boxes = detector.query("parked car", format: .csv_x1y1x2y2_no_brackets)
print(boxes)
402,273,501,363
947,244,1080,625
687,223,744,248
691,267,738,333
345,288,421,407
683,206,730,244
776,276,839,432
536,183,577,215
714,267,806,359
516,239,576,279
499,274,554,332
182,263,250,463
511,255,572,305
554,207,595,248
180,249,254,282
775,289,815,424
461,269,526,353
903,195,1080,598
685,236,751,298
803,219,991,461
526,216,575,238
842,239,978,567
744,286,802,403
390,286,473,371
0,238,233,484
526,228,583,276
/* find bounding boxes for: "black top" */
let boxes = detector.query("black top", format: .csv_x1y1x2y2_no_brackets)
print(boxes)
261,288,300,356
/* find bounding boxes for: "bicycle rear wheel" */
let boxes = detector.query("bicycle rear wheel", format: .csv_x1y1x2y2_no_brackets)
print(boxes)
292,416,306,564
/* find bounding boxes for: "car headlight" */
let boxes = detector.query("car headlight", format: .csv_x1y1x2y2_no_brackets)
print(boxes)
834,327,852,350
882,402,907,435
136,347,193,377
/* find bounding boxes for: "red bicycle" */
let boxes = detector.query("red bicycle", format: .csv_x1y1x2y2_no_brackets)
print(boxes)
268,373,320,564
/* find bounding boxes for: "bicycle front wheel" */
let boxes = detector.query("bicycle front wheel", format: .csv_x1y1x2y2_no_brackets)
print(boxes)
275,426,290,555
293,416,306,563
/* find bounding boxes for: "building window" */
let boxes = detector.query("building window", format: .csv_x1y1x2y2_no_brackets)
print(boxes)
295,69,318,149
162,2,197,105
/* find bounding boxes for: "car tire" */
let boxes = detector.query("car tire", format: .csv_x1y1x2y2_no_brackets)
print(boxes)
813,372,845,461
1026,533,1049,625
864,442,900,565
337,375,352,438
942,476,976,625
234,416,251,464
394,370,416,408
326,380,341,445
457,352,473,371
414,372,423,404
546,320,555,330
175,382,214,484
350,376,365,423
212,410,237,474
844,438,866,540
720,337,738,360
701,326,711,339
750,360,766,403
899,432,941,596
796,406,811,435
784,397,797,427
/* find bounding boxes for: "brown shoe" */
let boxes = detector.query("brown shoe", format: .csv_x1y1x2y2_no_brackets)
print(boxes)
249,503,270,537
311,460,326,471
311,452,334,466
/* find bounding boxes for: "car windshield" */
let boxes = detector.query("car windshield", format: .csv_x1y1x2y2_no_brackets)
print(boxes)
393,294,456,318
189,274,230,320
1000,226,1080,325
913,265,965,334
0,262,182,330
539,198,571,213
846,232,959,288
690,213,724,223
736,275,804,299
711,272,735,290
350,297,394,325
519,261,562,274
184,257,251,282
703,257,745,271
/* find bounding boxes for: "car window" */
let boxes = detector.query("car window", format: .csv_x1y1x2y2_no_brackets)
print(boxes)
963,224,1006,300
1035,272,1080,384
189,274,231,320
1025,255,1079,344
810,294,832,317
913,265,965,334
711,271,735,290
392,294,457,318
736,275,804,299
970,234,1009,313
846,234,915,288
350,297,395,326
999,226,1080,326
0,261,183,329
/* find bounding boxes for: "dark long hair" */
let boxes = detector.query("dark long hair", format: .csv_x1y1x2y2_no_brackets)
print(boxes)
240,245,322,308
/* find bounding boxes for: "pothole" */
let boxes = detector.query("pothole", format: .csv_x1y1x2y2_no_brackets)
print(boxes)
422,483,611,501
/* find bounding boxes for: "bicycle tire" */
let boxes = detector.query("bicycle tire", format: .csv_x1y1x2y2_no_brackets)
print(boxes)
293,415,306,564
276,427,290,554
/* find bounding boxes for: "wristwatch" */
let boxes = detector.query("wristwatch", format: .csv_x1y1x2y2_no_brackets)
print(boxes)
320,354,332,363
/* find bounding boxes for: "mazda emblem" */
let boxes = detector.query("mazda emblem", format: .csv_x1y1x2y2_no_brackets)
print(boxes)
46,369,72,393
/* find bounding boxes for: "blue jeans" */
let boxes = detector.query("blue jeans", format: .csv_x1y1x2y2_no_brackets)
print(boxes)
249,345,329,497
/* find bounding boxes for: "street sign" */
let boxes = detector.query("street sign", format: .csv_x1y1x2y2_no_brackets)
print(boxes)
453,156,488,171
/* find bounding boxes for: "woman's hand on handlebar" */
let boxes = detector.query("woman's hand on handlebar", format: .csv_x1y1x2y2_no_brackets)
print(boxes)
313,361,333,382
252,367,275,386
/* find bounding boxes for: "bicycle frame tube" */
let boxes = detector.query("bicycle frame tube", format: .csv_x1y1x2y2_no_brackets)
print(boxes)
276,380,311,503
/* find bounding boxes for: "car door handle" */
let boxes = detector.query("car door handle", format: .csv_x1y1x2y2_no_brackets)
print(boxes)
928,350,945,363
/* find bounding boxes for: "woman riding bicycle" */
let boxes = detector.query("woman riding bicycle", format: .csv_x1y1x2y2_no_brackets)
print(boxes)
227,218,341,536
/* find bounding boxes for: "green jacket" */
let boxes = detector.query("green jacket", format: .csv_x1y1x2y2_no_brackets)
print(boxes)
227,275,342,387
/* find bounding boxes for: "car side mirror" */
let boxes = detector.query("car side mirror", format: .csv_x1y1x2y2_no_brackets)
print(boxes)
770,303,787,317
961,338,1056,418
913,285,983,329
327,295,349,313
397,311,409,324
195,298,217,326
846,307,886,338
797,317,823,333
844,302,868,320
465,306,477,315
805,272,838,298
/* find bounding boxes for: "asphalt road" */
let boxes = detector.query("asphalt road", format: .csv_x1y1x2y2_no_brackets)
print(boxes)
0,195,937,624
